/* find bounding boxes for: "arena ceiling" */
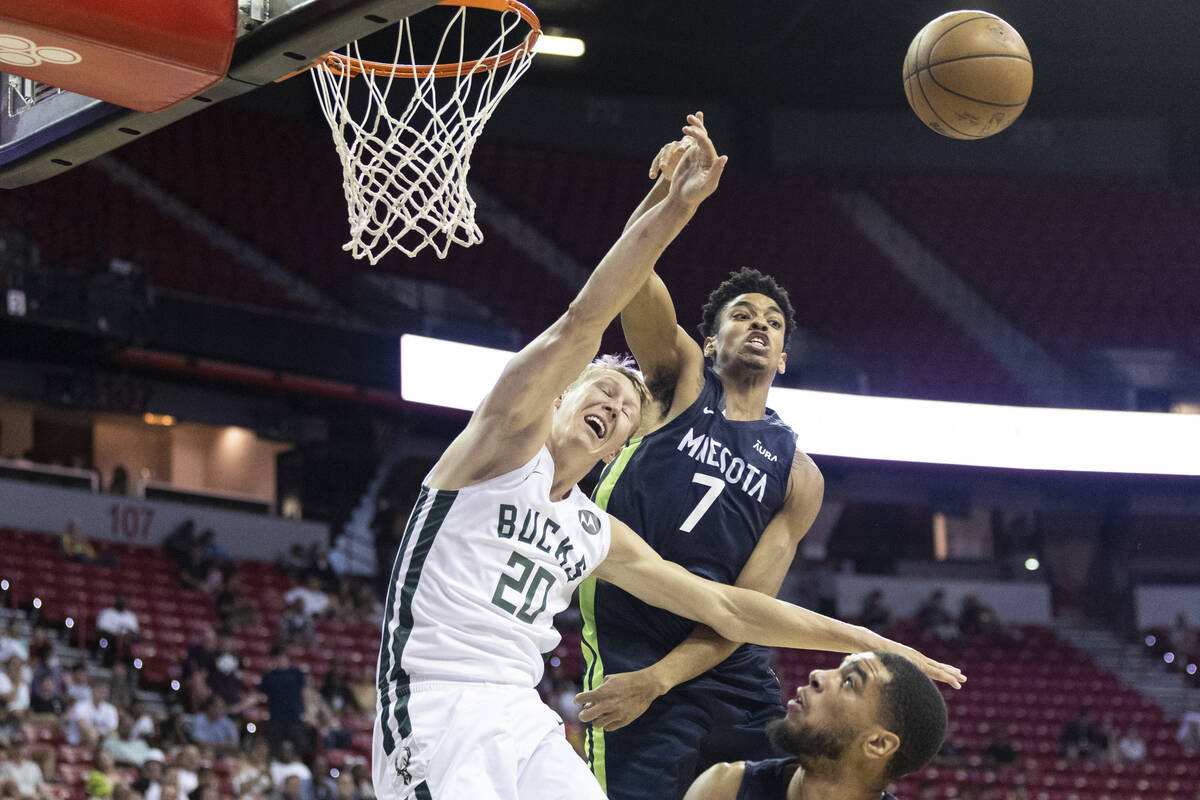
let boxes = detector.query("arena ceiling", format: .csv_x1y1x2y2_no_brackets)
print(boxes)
517,0,1200,118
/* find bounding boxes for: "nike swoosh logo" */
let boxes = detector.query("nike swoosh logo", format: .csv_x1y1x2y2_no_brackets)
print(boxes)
703,407,714,414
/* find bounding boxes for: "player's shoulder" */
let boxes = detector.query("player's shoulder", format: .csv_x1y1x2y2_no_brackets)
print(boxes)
683,761,747,800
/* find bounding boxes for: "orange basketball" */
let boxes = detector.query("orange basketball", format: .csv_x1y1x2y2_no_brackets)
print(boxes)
903,10,1033,140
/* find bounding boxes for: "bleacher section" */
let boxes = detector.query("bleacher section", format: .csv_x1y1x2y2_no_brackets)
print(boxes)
0,166,314,313
5,107,1199,403
2,527,1198,798
872,174,1200,365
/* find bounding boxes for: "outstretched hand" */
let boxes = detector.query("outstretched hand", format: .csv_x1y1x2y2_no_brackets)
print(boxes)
877,638,967,689
666,111,728,207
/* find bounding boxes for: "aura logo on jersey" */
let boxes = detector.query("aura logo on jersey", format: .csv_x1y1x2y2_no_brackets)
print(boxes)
0,35,82,68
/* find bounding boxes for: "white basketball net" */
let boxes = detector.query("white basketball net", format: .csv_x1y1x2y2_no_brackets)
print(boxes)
310,4,537,263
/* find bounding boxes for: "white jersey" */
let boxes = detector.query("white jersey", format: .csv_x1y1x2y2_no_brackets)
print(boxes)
377,445,611,706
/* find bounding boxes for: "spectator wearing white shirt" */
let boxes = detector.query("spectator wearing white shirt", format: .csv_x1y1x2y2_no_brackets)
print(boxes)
0,740,52,800
175,745,201,798
96,597,140,667
1178,705,1200,756
68,681,119,746
1116,727,1147,762
283,576,330,619
269,740,313,800
0,654,30,717
0,621,28,663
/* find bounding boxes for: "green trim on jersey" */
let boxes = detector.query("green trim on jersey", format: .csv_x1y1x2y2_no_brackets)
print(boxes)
580,437,642,789
378,486,458,757
414,781,433,800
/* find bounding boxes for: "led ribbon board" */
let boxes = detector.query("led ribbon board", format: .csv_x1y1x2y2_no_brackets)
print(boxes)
399,335,1200,476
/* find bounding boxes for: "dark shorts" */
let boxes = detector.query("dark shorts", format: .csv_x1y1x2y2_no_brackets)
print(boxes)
588,690,785,800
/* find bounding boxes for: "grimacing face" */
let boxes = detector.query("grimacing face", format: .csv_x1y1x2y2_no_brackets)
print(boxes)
704,292,788,376
552,370,643,463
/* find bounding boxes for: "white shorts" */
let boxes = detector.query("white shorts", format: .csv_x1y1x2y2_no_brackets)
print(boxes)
372,681,606,800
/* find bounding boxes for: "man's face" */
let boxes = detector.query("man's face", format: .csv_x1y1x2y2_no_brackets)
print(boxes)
704,292,788,377
769,653,894,765
551,370,643,465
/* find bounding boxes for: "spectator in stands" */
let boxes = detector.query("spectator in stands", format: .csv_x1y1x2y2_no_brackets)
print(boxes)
157,713,192,750
858,589,891,632
108,465,130,496
131,749,166,800
259,647,306,757
66,664,92,704
191,766,217,800
305,546,340,596
174,745,201,797
319,666,358,715
177,542,214,595
1172,612,1197,659
916,589,961,643
214,568,258,628
277,600,313,648
205,629,245,712
96,597,140,667
128,700,155,740
69,681,119,747
0,655,29,720
268,741,311,798
107,662,134,711
309,754,336,800
350,583,382,627
1060,707,1099,759
0,739,53,800
85,746,124,799
334,771,362,800
349,764,372,800
348,666,375,715
0,623,28,664
983,730,1017,766
62,520,115,568
103,712,152,767
163,521,197,570
1178,703,1200,756
233,739,273,798
284,576,330,620
1116,726,1146,762
28,674,65,719
189,696,238,756
303,686,349,752
272,774,305,800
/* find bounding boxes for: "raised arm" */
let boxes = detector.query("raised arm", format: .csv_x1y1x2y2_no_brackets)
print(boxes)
590,518,965,688
578,451,824,731
426,114,727,488
618,118,713,426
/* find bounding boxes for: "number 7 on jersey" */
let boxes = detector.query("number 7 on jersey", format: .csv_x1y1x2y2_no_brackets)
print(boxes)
680,472,724,532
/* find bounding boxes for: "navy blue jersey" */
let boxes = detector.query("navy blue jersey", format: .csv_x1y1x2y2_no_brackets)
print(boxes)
735,758,898,800
735,758,796,800
582,366,798,704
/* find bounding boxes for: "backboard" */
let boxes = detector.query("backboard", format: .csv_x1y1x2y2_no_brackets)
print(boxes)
0,0,439,189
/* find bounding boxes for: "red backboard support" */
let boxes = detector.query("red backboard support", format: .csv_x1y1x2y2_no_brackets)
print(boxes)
0,0,237,113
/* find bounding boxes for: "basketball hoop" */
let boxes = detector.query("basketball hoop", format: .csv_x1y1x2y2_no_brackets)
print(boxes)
307,0,540,262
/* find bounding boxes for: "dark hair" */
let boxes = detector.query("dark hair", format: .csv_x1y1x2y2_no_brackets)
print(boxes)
873,651,947,781
697,267,798,353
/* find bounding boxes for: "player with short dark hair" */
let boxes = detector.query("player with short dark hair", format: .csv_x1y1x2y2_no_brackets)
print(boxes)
575,123,833,800
683,651,948,800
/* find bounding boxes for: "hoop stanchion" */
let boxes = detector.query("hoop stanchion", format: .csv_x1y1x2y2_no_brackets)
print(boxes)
309,0,540,262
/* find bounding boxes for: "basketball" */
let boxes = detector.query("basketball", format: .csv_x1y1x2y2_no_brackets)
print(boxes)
903,10,1033,140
